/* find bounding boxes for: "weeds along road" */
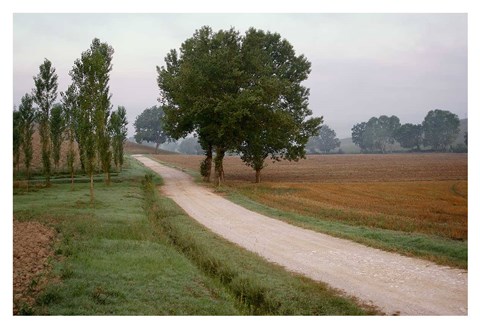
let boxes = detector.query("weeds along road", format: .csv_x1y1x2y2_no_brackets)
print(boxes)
133,155,467,315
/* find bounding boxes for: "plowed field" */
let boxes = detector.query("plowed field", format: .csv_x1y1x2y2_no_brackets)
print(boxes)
151,153,468,240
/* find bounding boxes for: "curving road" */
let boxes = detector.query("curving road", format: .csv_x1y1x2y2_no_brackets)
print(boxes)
134,155,468,315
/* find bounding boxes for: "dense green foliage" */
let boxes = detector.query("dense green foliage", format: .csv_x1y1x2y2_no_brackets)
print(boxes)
70,38,114,201
13,109,22,173
50,104,65,171
306,124,341,153
394,123,423,151
60,84,79,187
351,110,461,153
133,105,168,152
422,109,460,151
351,115,400,153
109,106,129,171
18,94,36,183
32,58,58,186
157,26,322,184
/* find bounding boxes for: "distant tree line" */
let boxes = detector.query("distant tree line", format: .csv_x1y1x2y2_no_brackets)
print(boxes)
13,38,128,202
351,109,464,153
306,125,341,154
152,26,322,183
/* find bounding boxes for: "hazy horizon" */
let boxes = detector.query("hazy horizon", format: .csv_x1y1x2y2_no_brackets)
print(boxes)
13,13,467,139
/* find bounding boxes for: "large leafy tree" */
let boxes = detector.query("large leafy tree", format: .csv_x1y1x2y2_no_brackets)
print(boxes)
133,105,168,153
236,28,322,182
18,93,36,188
158,26,322,184
60,84,79,188
367,115,400,153
32,58,58,186
307,124,340,154
110,106,128,171
351,122,369,152
158,26,244,184
394,123,423,151
422,109,460,151
50,103,65,171
351,115,400,153
70,38,114,203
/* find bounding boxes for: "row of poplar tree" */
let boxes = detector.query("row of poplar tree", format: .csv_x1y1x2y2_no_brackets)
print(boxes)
13,38,128,201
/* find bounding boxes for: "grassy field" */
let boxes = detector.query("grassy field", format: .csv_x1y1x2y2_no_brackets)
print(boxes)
13,159,239,314
13,156,373,315
151,153,468,268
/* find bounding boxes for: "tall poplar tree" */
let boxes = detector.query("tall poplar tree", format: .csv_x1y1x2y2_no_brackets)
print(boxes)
13,109,22,175
61,84,78,188
50,103,65,171
18,93,36,189
70,38,114,203
32,58,58,186
110,106,128,171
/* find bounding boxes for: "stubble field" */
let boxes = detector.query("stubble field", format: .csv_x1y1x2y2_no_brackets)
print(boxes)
151,153,468,241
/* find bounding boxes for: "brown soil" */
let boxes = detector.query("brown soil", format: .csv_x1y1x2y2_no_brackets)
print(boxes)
13,220,56,314
151,153,467,183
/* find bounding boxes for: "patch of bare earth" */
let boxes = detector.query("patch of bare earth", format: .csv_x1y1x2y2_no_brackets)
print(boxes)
13,220,56,314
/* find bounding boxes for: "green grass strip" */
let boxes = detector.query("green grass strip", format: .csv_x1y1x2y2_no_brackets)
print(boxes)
141,173,377,315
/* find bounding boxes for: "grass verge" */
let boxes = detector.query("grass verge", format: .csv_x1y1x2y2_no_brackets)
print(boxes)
141,172,378,315
221,190,467,269
13,157,239,315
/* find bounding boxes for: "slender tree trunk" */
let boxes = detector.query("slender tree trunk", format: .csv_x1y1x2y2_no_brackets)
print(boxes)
203,146,213,182
155,143,160,154
26,166,30,192
71,171,74,190
15,156,20,177
69,139,75,191
90,173,94,206
214,147,225,186
255,169,261,183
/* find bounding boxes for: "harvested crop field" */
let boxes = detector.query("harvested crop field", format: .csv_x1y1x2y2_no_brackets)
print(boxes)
151,153,468,240
150,153,467,183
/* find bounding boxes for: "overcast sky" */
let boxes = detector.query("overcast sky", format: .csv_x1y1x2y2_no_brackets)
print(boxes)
13,13,467,139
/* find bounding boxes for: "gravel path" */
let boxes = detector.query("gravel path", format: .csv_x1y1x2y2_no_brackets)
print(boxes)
134,155,468,315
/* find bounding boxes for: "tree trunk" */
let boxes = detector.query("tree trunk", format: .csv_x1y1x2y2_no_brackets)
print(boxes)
71,171,74,191
214,147,225,186
90,173,94,206
26,166,30,192
203,146,213,182
255,169,261,183
155,143,160,154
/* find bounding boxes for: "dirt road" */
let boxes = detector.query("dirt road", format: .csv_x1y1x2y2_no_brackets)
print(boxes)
134,155,468,315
